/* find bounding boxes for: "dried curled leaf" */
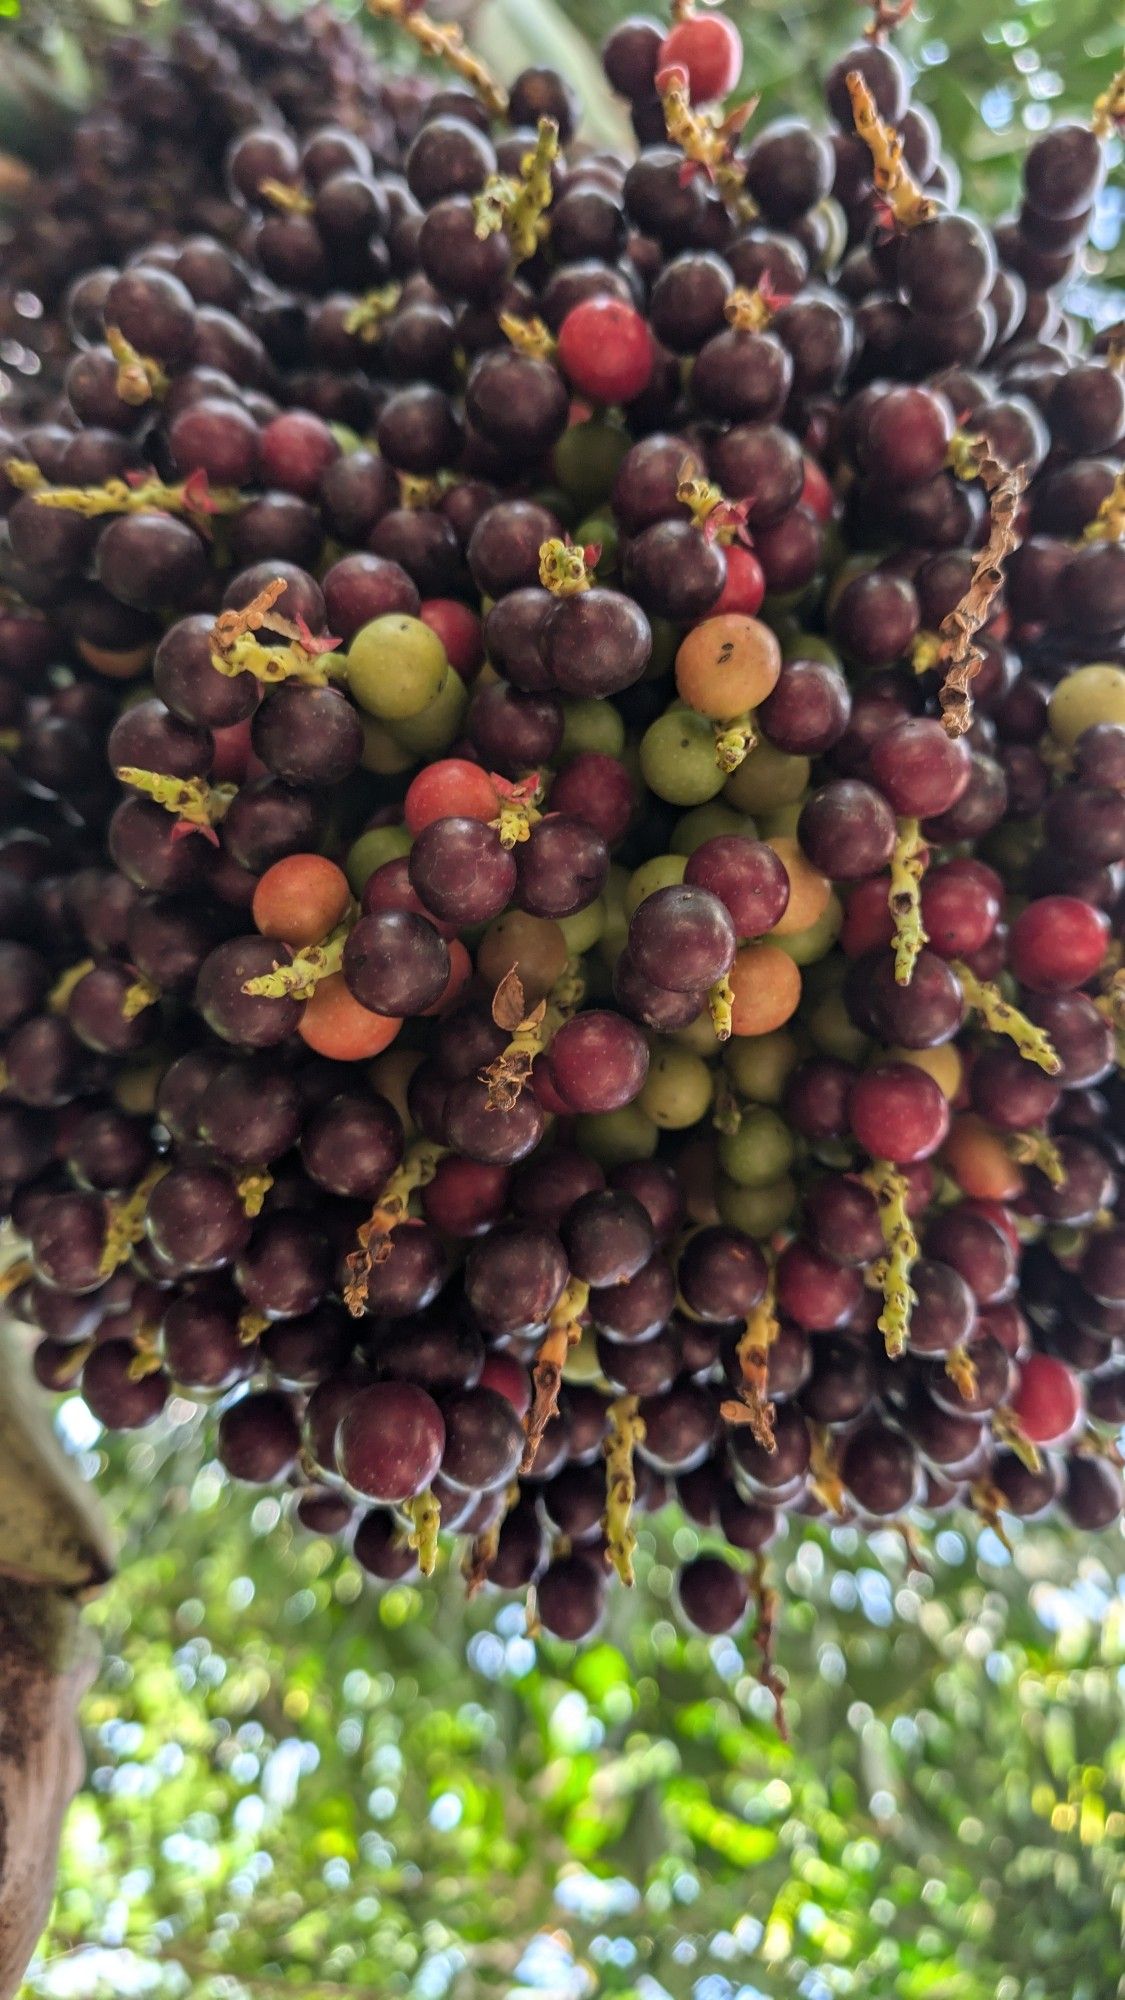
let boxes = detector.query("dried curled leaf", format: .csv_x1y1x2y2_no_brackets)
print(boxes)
937,461,1026,737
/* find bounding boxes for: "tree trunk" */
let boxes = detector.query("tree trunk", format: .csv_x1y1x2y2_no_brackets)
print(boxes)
0,1317,114,2000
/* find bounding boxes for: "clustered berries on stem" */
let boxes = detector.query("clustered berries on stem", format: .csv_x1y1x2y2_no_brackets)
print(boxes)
0,0,1122,1692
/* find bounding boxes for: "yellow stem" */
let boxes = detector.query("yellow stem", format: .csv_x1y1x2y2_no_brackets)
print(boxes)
343,283,403,342
98,1163,167,1278
808,1424,848,1515
846,71,935,227
474,118,559,265
992,1405,1042,1475
366,0,508,116
945,1344,979,1402
1092,62,1125,139
343,1142,447,1316
954,963,1061,1074
105,325,169,406
889,817,929,986
238,1309,269,1345
539,537,595,596
464,1479,519,1597
603,1394,645,1586
47,959,95,1015
236,1171,274,1219
713,716,757,775
241,924,349,1001
1007,1129,1066,1186
1081,467,1125,544
500,311,557,360
861,1160,918,1358
405,1488,441,1577
720,1270,778,1446
258,177,314,215
522,1278,589,1471
709,973,734,1043
115,768,235,832
121,974,161,1021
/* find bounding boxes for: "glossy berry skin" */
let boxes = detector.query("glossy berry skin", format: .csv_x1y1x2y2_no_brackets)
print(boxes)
627,884,736,992
848,1063,951,1164
548,1011,649,1114
1008,897,1109,993
677,1553,748,1633
336,1382,446,1503
657,13,743,104
1010,1354,1084,1448
868,719,972,819
557,298,654,405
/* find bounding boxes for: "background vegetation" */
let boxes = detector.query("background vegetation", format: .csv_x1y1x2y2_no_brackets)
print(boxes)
3,0,1124,1992
21,1396,1125,2000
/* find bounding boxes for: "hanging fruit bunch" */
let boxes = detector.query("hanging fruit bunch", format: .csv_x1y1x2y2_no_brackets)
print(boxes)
1,0,1123,1705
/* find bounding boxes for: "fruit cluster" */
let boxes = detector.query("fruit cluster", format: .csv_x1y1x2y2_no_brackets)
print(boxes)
1,0,1123,1671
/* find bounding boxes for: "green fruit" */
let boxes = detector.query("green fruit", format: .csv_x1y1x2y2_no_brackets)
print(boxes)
346,824,412,895
718,1174,797,1236
717,1106,795,1187
346,614,449,722
576,1104,659,1167
624,852,686,916
559,698,627,760
1048,663,1125,745
558,896,606,955
774,893,843,966
391,665,467,754
723,1028,801,1104
639,1045,714,1129
640,708,726,806
724,740,810,812
671,802,757,854
554,417,631,509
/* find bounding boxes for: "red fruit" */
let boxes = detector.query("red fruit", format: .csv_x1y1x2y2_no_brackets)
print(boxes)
848,1062,951,1164
479,1351,532,1416
657,12,743,103
869,718,972,819
1010,1353,1084,1446
710,543,766,617
801,455,834,522
557,299,654,406
840,874,895,958
420,598,484,681
1008,895,1109,993
920,858,1002,959
210,718,254,784
258,410,340,498
404,757,498,834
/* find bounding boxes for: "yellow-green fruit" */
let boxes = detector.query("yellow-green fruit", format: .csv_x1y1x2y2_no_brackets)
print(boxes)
724,740,810,811
723,1027,801,1103
640,707,727,806
558,896,606,955
718,1174,797,1236
346,824,411,894
598,868,630,969
717,1106,796,1187
391,665,467,753
806,989,870,1063
368,1046,423,1130
563,1326,608,1383
639,1045,714,1129
756,800,803,839
671,802,757,854
576,1104,658,1166
346,613,448,721
359,715,415,775
624,852,686,916
1048,664,1125,746
671,1007,721,1058
560,697,626,760
773,892,843,966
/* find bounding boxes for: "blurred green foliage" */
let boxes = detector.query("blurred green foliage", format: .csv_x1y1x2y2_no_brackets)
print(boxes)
22,1408,1125,2000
